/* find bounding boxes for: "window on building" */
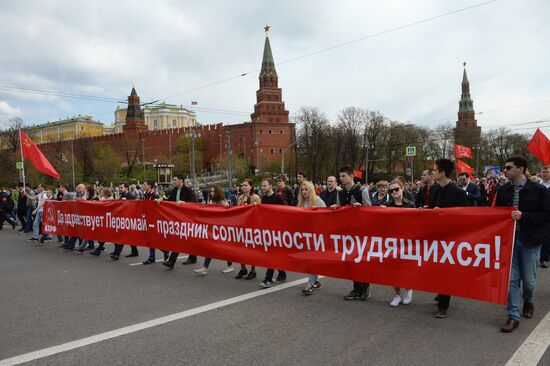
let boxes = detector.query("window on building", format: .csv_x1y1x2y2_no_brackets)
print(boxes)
270,149,275,154
172,120,177,127
154,120,158,128
260,130,262,134
279,149,283,153
268,130,272,134
280,130,283,134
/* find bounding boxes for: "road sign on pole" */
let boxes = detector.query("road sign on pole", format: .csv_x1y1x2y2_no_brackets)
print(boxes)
16,162,23,170
406,146,416,157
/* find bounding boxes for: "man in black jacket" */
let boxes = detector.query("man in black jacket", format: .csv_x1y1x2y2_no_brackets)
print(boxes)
109,183,140,259
330,166,372,301
162,176,198,269
415,168,437,208
430,158,467,318
320,176,339,207
496,156,550,333
275,175,294,206
292,172,306,206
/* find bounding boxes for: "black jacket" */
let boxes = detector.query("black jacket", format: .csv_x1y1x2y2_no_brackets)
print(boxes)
429,183,467,208
415,184,438,208
275,186,294,206
168,185,197,203
495,179,550,247
387,199,415,208
462,182,481,206
320,189,339,207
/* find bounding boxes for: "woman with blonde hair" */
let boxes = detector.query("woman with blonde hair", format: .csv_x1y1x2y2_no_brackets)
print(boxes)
297,180,326,295
235,179,261,280
194,185,233,275
382,179,415,307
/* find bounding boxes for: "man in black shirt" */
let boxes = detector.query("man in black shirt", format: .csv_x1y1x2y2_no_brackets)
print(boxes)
330,166,372,301
430,158,467,318
320,176,339,207
259,178,287,288
162,176,198,269
292,172,306,206
275,175,294,206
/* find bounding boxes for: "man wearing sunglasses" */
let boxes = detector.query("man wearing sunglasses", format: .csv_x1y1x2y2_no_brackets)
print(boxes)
496,156,550,333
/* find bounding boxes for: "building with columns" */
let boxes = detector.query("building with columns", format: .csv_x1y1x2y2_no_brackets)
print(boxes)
114,102,197,133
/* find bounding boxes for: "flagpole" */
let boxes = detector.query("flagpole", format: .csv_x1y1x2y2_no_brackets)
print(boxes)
18,129,26,188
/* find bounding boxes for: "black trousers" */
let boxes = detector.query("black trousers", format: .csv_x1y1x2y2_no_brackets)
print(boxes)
113,244,139,255
353,282,370,294
264,269,286,282
437,294,451,310
0,210,16,228
541,241,550,262
17,209,26,228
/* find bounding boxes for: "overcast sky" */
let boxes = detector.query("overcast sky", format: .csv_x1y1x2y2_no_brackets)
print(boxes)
1,0,549,136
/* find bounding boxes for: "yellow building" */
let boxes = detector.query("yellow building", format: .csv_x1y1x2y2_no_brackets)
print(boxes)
114,102,197,133
25,115,104,143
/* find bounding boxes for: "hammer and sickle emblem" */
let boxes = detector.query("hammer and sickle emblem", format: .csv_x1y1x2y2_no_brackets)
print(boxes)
23,138,31,147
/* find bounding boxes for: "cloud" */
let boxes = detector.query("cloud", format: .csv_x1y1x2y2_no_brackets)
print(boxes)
0,101,23,119
0,0,549,136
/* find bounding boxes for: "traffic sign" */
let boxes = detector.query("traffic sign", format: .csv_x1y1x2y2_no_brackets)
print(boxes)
16,162,23,170
406,146,416,157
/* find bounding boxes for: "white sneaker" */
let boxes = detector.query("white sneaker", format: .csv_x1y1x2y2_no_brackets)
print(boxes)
193,268,208,276
222,267,234,274
402,290,413,305
390,295,402,307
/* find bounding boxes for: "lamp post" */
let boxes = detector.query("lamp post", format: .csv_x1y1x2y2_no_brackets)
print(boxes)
186,130,201,191
226,128,232,188
473,145,481,176
281,140,297,175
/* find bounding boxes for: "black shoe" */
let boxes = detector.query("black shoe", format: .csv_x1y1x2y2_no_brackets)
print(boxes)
27,238,38,243
435,309,448,318
235,269,248,279
162,260,175,270
275,274,287,282
142,259,155,265
244,271,256,280
541,260,548,268
181,257,197,265
125,253,139,258
110,253,119,261
90,250,101,256
360,286,371,301
344,291,361,300
434,294,441,302
312,281,322,290
12,222,16,230
501,318,519,333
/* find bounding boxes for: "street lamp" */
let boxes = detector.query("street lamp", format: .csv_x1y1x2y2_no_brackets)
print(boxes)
281,140,298,175
186,130,201,191
472,145,481,176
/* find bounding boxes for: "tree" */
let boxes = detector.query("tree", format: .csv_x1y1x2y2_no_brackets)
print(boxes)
0,117,24,152
117,136,142,178
295,107,331,182
172,135,204,177
92,145,120,184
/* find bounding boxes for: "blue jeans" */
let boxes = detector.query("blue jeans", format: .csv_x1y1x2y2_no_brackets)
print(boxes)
78,240,95,251
148,248,169,261
32,210,43,239
507,240,541,320
203,258,232,268
308,274,319,287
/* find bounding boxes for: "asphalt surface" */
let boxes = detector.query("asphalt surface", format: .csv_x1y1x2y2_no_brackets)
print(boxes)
1,226,549,366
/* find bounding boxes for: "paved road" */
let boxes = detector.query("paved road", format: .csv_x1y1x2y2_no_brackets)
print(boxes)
0,227,549,365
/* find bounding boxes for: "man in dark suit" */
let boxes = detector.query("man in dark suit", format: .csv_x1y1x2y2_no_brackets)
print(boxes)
457,172,481,206
162,176,198,269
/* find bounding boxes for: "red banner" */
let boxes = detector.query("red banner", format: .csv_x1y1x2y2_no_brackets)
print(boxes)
455,144,473,159
43,201,515,305
456,159,474,176
527,128,550,165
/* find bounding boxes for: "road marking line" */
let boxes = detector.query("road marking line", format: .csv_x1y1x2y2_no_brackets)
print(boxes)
129,255,188,266
0,277,310,366
505,310,550,366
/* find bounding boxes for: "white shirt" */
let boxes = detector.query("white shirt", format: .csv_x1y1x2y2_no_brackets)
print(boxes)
37,192,49,213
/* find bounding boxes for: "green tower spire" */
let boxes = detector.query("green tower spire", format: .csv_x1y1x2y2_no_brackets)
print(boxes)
459,62,474,113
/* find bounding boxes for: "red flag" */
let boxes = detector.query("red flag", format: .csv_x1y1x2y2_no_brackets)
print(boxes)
456,159,474,176
353,169,363,179
454,144,473,159
19,130,61,180
527,128,550,165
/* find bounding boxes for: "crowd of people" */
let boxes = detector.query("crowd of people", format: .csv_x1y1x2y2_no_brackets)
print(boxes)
1,156,549,333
